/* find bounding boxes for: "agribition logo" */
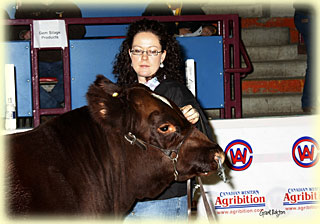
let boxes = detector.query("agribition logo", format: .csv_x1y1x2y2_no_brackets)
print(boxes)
292,136,319,168
225,139,253,171
215,190,266,216
283,187,319,212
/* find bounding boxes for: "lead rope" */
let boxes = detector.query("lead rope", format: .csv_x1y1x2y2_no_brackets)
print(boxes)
188,157,229,223
198,176,215,223
187,179,192,219
187,177,215,223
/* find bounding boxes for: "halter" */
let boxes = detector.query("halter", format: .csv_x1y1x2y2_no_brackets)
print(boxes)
124,128,193,181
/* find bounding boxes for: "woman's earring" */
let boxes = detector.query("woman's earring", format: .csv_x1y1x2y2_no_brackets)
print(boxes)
160,62,164,68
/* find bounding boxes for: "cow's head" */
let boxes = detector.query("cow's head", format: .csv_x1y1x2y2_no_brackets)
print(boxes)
87,75,225,197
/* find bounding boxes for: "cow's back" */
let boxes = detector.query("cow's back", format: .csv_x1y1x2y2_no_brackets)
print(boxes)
6,107,114,215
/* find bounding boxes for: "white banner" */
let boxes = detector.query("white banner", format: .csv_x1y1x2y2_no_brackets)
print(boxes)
196,115,319,223
4,64,16,130
185,59,196,96
33,20,68,49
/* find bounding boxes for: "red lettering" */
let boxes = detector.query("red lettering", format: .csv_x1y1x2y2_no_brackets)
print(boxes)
230,148,247,164
298,145,314,161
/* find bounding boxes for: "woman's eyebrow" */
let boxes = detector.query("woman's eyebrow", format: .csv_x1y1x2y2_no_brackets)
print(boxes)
132,45,161,48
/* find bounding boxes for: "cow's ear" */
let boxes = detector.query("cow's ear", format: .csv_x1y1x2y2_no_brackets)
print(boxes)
93,75,121,95
86,75,124,126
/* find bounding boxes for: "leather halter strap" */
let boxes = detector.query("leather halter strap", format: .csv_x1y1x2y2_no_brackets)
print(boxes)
124,128,193,180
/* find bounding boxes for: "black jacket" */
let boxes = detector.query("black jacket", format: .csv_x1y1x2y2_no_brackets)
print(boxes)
152,79,213,200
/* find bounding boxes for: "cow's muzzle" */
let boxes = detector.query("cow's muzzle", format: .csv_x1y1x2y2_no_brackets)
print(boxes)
197,144,228,181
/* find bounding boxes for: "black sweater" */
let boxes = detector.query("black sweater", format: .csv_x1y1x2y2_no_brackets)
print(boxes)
152,79,213,200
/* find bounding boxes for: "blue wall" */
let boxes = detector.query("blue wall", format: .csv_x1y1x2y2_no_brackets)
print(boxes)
4,41,33,117
77,3,149,37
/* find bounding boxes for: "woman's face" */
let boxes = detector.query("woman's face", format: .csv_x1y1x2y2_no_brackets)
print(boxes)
129,32,167,84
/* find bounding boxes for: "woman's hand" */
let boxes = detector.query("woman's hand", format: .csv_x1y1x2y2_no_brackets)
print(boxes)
180,105,199,124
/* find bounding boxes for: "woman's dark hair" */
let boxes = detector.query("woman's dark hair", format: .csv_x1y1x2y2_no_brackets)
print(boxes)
113,19,185,86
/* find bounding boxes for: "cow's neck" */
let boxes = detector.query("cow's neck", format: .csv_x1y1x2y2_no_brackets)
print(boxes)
118,112,175,209
123,141,175,201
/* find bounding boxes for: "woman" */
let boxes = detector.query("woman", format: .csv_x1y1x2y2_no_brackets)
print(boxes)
113,18,213,220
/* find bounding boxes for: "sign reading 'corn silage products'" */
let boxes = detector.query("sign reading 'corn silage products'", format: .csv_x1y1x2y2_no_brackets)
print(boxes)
33,20,68,49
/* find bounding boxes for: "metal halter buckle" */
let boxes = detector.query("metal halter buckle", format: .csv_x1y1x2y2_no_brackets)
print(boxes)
217,156,229,183
124,132,136,145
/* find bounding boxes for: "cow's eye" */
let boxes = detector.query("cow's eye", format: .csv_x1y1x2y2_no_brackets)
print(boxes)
158,123,176,134
160,125,169,132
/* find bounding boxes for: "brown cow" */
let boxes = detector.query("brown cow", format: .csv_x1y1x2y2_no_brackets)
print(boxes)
5,75,225,217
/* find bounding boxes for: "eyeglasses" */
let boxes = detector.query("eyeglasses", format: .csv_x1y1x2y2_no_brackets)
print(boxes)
130,48,162,56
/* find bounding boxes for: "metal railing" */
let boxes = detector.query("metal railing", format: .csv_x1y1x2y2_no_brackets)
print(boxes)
6,14,252,127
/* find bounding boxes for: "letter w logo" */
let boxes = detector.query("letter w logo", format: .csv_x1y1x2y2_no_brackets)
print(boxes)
292,137,319,168
230,148,247,164
297,145,314,161
225,140,253,171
